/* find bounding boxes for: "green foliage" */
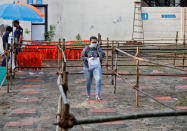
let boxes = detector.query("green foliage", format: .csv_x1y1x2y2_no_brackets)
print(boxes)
25,28,30,34
76,33,81,40
175,96,187,106
44,25,56,41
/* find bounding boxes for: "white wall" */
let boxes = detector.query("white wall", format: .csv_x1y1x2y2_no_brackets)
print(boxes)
142,7,182,43
0,0,186,44
44,0,140,41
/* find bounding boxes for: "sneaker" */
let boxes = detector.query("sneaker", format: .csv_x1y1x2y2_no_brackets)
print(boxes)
96,95,102,100
87,96,90,100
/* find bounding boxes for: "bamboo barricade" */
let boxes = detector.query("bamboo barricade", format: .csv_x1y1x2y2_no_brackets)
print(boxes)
5,42,9,93
56,39,76,131
114,47,187,109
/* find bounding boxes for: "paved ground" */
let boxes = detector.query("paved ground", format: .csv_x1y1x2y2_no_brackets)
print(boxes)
0,60,187,131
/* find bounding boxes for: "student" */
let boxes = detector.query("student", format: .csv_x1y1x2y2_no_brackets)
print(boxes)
1,26,12,66
13,20,23,54
80,36,105,100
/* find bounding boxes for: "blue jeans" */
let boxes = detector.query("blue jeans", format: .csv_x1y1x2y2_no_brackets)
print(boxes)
83,66,102,96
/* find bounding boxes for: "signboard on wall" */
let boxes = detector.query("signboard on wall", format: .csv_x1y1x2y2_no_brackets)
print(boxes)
36,0,43,4
142,13,148,20
27,0,33,4
161,14,176,18
25,0,43,4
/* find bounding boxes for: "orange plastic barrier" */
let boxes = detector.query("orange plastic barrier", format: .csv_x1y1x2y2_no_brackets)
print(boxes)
17,40,90,69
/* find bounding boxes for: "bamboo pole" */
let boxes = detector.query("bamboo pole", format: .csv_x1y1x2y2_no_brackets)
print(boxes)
10,38,13,88
113,42,119,94
111,41,114,85
173,52,176,66
5,42,9,93
58,39,61,71
176,31,178,44
98,33,102,46
0,75,7,90
115,48,187,72
73,111,187,125
135,47,139,107
56,95,62,131
183,53,185,68
106,37,109,74
183,35,186,46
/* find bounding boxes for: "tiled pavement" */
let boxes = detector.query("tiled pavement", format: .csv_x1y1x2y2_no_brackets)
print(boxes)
1,68,187,131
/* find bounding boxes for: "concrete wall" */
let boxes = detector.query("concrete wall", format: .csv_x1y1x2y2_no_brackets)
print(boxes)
0,0,186,45
43,0,140,41
142,7,186,43
142,7,182,42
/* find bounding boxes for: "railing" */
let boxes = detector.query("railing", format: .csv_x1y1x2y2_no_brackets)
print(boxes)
54,38,187,130
1,34,187,130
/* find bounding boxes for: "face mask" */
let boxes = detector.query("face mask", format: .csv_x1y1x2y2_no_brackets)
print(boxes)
91,42,98,48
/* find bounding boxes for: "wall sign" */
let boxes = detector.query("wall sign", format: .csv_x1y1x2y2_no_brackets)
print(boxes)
142,13,148,20
26,0,43,4
162,14,176,18
36,0,43,4
27,0,33,4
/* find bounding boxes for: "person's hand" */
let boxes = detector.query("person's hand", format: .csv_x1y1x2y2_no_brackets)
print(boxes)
88,57,94,60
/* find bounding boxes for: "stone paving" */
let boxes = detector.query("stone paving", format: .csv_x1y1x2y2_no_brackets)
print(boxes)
0,64,187,131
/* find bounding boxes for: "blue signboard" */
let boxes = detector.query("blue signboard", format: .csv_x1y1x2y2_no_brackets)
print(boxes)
142,13,148,20
36,0,43,4
162,14,176,18
27,0,33,4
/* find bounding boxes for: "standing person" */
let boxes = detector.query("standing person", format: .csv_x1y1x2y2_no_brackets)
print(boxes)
13,20,23,54
1,26,12,66
81,36,105,100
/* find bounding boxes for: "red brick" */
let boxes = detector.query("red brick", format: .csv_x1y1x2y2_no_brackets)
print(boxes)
82,92,96,96
8,121,33,127
140,86,153,89
181,77,187,79
152,71,163,74
99,121,124,125
91,108,115,113
76,79,85,83
49,71,56,74
176,106,187,110
147,77,157,80
77,67,83,70
13,109,36,114
20,91,39,95
86,100,107,103
177,86,187,89
119,71,128,74
21,121,33,126
25,79,42,82
117,78,123,81
16,97,38,103
23,84,41,88
7,122,22,127
155,96,172,100
78,85,95,89
16,71,27,75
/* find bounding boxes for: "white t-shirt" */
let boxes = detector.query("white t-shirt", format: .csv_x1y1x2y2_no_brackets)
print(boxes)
88,57,101,70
